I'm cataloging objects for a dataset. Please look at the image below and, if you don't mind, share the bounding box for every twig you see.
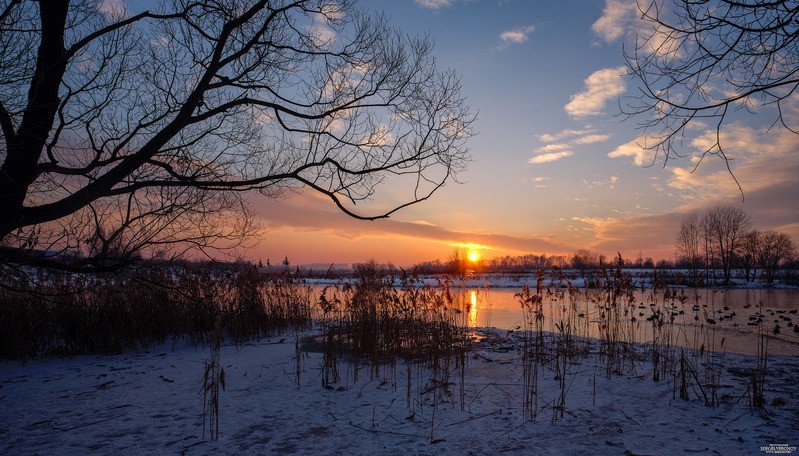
[722,409,752,430]
[444,410,501,427]
[621,410,641,425]
[51,413,127,432]
[348,421,428,439]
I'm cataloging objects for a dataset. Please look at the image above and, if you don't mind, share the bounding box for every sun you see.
[467,251,479,262]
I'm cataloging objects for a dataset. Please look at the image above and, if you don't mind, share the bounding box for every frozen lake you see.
[459,286,799,356]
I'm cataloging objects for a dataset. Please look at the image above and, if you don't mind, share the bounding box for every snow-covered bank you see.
[2,332,797,455]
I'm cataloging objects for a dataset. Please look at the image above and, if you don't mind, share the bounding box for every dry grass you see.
[0,262,312,359]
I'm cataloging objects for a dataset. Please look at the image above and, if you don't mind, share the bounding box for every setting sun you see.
[467,251,479,262]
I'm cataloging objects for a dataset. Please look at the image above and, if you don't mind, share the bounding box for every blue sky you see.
[121,0,799,266]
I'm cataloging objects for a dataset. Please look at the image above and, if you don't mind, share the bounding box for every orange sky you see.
[237,1,799,268]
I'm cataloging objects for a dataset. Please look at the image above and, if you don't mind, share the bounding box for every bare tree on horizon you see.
[0,0,474,271]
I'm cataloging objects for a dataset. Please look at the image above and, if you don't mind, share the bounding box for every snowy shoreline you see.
[2,329,798,455]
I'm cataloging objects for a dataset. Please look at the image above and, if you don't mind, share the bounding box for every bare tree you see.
[0,0,474,271]
[758,230,794,283]
[736,230,761,282]
[675,212,702,284]
[571,249,599,280]
[448,247,471,281]
[703,205,751,285]
[624,0,799,187]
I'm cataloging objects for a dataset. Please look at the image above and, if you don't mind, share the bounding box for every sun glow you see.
[467,251,479,262]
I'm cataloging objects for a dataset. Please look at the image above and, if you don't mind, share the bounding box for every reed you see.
[199,319,226,440]
[0,261,313,359]
[313,264,473,420]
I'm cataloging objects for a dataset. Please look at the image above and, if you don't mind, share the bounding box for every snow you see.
[2,329,798,455]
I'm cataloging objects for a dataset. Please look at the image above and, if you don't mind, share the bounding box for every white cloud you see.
[591,0,637,43]
[528,151,573,164]
[535,143,570,153]
[499,25,535,45]
[582,175,619,190]
[308,24,337,49]
[592,0,684,59]
[536,128,596,143]
[572,133,610,145]
[667,124,799,198]
[319,3,345,22]
[607,137,656,166]
[525,176,551,188]
[531,130,610,165]
[416,0,453,9]
[98,0,128,19]
[564,66,627,118]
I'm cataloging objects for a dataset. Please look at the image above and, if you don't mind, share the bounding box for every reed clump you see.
[313,263,474,417]
[0,261,312,359]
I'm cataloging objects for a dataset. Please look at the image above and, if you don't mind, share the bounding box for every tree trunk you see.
[0,1,69,238]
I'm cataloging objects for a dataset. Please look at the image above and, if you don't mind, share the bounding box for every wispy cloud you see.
[531,129,609,165]
[98,0,128,19]
[415,0,453,10]
[564,66,627,118]
[582,175,619,190]
[573,133,611,145]
[535,143,570,153]
[528,151,573,164]
[499,25,535,46]
[251,191,575,263]
[592,0,685,58]
[666,124,799,201]
[591,0,637,43]
[525,176,551,188]
[536,128,596,143]
[608,123,799,246]
[607,137,656,166]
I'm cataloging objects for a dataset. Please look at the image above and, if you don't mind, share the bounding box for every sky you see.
[129,0,799,267]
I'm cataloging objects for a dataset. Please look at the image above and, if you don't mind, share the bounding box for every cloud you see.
[591,0,638,43]
[531,129,609,164]
[574,212,683,259]
[581,175,619,191]
[665,124,799,204]
[565,67,627,118]
[319,3,345,22]
[415,0,453,9]
[610,123,799,245]
[525,176,550,188]
[499,25,535,45]
[528,151,573,164]
[308,24,337,49]
[97,0,128,19]
[592,0,684,58]
[536,128,596,143]
[251,191,575,263]
[572,134,610,145]
[607,137,657,166]
[535,143,570,153]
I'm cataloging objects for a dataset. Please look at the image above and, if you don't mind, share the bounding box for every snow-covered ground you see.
[2,330,798,455]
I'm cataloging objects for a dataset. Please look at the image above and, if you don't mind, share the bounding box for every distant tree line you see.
[675,205,795,285]
[409,205,796,287]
